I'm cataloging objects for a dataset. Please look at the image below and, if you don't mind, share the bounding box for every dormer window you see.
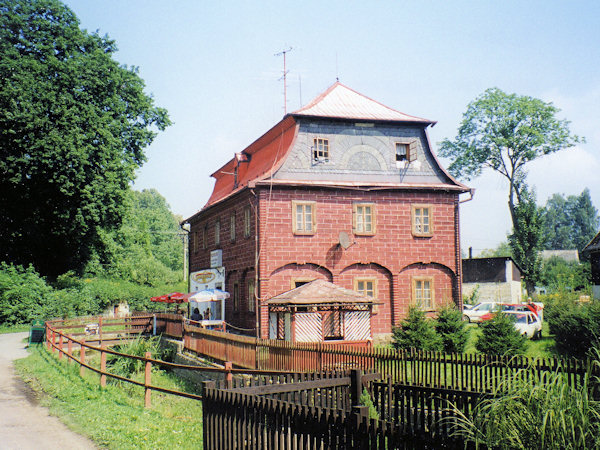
[395,141,418,166]
[395,143,408,162]
[313,138,329,161]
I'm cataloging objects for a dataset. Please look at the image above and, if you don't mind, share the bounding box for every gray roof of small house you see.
[540,250,580,263]
[583,232,600,255]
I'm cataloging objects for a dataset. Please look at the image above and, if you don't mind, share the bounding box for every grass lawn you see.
[464,321,558,359]
[15,345,203,449]
[0,323,31,334]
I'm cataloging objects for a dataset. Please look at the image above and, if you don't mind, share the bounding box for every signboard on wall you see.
[210,250,222,268]
[190,267,225,292]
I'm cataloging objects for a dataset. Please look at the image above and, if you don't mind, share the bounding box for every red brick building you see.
[185,82,471,342]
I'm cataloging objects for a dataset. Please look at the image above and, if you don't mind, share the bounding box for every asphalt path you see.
[0,332,97,449]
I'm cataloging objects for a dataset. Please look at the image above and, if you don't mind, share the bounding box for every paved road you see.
[0,332,97,449]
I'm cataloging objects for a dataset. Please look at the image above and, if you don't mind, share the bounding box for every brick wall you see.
[189,186,461,340]
[257,186,461,339]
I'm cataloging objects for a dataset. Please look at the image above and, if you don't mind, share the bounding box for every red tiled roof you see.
[292,82,434,124]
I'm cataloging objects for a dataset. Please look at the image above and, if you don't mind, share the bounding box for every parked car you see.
[479,302,544,322]
[462,302,501,323]
[505,311,542,339]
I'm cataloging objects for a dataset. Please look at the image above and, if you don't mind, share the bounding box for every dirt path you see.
[0,332,97,449]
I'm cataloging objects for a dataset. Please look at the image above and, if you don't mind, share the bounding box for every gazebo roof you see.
[266,279,377,306]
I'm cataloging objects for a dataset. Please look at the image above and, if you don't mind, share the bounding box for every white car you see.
[462,302,500,323]
[506,311,542,339]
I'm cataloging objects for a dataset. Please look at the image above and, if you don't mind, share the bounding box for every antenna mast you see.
[275,47,293,114]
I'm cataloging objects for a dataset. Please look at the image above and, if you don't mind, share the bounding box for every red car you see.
[479,303,543,322]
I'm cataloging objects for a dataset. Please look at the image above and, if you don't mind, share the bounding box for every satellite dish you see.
[339,232,351,250]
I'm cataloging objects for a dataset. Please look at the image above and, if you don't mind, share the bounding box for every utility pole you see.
[275,47,293,114]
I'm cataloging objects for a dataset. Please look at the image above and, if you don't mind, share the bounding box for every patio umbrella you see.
[188,289,230,302]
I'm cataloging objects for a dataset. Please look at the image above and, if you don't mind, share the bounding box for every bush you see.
[545,296,600,359]
[359,389,380,420]
[0,262,52,325]
[392,306,442,351]
[435,305,469,353]
[0,262,184,324]
[107,335,161,378]
[475,313,527,356]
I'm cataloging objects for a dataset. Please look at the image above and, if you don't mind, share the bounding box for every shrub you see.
[107,335,161,378]
[0,263,53,325]
[359,389,380,420]
[475,313,527,356]
[435,305,469,353]
[546,296,600,359]
[392,306,442,351]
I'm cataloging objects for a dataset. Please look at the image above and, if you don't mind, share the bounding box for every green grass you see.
[0,323,31,334]
[15,345,203,449]
[464,322,558,358]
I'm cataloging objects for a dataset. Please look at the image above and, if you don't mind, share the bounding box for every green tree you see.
[90,189,183,286]
[435,305,469,353]
[539,257,591,292]
[0,0,171,277]
[541,189,599,253]
[392,306,442,351]
[477,241,513,258]
[508,185,544,294]
[440,88,581,293]
[475,313,527,356]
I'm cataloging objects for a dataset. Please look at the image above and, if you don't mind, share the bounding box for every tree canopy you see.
[439,88,581,219]
[0,0,171,276]
[89,189,184,286]
[440,88,581,293]
[541,189,598,253]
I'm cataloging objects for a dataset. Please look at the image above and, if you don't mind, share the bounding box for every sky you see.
[64,0,600,255]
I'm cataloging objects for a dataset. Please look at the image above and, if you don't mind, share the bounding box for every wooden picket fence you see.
[169,316,595,393]
[202,370,474,449]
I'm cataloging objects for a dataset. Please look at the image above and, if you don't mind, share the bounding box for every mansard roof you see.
[185,82,468,222]
[291,82,435,124]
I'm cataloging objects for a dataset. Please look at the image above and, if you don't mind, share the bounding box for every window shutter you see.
[408,140,418,162]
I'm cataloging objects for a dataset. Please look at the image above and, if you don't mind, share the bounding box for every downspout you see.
[456,189,475,308]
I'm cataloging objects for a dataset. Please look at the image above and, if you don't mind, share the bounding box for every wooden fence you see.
[170,316,594,393]
[202,370,471,449]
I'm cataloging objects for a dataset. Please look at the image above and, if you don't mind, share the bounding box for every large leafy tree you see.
[541,189,598,253]
[0,0,171,276]
[440,88,581,293]
[89,189,184,286]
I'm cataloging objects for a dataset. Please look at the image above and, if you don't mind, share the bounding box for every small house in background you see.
[582,232,600,300]
[540,249,580,263]
[266,279,375,343]
[462,257,523,303]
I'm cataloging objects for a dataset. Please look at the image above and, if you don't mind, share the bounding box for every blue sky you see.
[65,0,600,254]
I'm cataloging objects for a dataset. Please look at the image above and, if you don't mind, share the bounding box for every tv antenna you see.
[275,47,293,114]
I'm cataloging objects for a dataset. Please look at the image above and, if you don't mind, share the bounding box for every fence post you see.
[350,368,364,407]
[99,316,103,347]
[51,329,56,353]
[58,334,63,360]
[224,361,233,389]
[100,346,106,388]
[67,336,72,364]
[80,339,86,377]
[144,351,152,408]
[45,326,50,351]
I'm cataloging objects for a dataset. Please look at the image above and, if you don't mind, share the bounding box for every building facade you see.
[185,83,471,342]
[462,257,523,304]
